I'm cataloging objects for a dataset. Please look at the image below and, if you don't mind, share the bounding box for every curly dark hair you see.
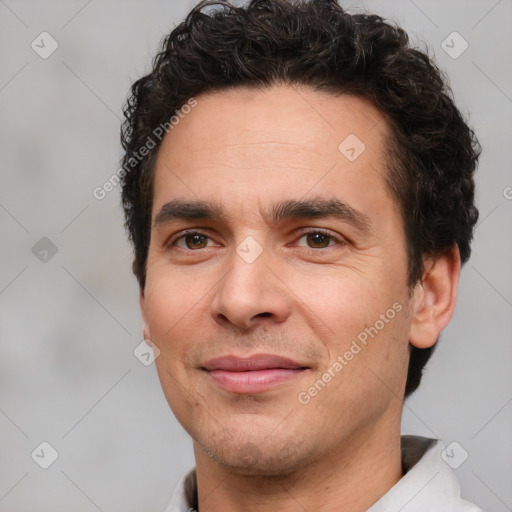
[120,0,480,398]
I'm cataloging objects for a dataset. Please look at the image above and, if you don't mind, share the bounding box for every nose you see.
[210,244,291,332]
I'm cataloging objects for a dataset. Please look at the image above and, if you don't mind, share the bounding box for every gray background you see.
[1,0,511,510]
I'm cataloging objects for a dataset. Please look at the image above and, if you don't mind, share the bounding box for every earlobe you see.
[408,245,461,349]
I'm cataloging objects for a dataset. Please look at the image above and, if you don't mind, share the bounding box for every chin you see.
[197,432,315,477]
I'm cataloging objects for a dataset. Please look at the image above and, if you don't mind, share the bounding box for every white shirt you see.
[164,435,484,512]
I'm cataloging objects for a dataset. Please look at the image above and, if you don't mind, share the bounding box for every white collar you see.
[368,436,482,511]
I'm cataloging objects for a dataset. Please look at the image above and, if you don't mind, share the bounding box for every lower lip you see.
[206,368,307,394]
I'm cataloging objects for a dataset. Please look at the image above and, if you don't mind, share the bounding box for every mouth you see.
[201,354,310,394]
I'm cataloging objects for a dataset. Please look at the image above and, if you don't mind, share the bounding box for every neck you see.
[193,416,403,512]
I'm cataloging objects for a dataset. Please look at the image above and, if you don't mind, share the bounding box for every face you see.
[141,85,415,475]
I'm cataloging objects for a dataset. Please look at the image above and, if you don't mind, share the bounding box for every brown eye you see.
[305,232,332,248]
[183,234,208,249]
[172,232,213,250]
[292,229,346,252]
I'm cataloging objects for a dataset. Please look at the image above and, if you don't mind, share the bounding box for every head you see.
[120,0,479,473]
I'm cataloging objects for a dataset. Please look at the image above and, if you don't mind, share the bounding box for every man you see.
[120,0,482,510]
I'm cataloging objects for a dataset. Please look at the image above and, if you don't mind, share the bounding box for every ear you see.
[409,245,461,349]
[139,284,151,341]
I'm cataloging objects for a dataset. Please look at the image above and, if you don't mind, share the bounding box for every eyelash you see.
[169,228,346,252]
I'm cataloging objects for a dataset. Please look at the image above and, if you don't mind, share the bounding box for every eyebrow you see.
[153,197,372,233]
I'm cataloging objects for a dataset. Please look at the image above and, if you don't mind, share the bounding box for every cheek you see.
[294,266,411,383]
[301,308,411,426]
[290,267,396,336]
[144,269,204,347]
[144,272,209,420]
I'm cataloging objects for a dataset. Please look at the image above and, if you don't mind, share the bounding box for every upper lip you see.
[201,354,308,372]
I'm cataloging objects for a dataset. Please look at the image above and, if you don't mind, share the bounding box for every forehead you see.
[152,85,393,219]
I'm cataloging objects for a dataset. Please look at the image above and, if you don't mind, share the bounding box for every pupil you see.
[188,235,206,249]
[308,233,328,248]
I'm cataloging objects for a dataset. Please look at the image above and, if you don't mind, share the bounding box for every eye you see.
[169,229,344,252]
[172,231,216,250]
[295,229,344,249]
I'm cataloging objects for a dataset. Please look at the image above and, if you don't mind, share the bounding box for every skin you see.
[140,84,460,512]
